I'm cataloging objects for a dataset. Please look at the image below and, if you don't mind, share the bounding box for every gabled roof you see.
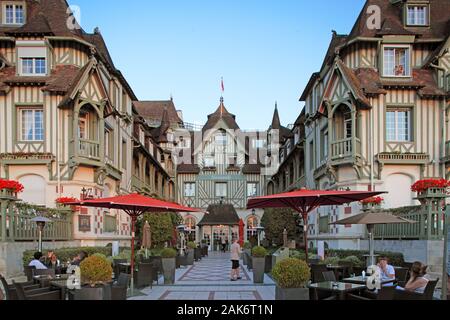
[134,100,183,126]
[268,104,292,140]
[347,0,450,42]
[202,98,240,133]
[198,204,240,226]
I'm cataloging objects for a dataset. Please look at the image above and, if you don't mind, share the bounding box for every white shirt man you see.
[28,252,48,270]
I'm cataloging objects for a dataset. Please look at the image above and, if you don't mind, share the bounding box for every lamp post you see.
[31,217,52,252]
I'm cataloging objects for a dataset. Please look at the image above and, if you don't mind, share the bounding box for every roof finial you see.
[170,93,173,101]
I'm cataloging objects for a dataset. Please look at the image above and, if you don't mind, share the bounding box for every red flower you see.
[360,197,384,205]
[411,179,450,193]
[55,197,79,204]
[0,179,24,193]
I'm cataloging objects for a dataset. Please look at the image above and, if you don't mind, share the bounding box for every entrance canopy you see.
[198,204,240,226]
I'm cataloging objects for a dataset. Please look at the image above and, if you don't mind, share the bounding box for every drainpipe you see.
[56,106,62,199]
[370,104,375,191]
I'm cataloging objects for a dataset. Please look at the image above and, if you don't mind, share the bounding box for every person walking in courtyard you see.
[230,239,242,281]
[221,235,227,253]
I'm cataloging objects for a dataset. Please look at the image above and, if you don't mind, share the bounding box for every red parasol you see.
[67,193,201,294]
[247,189,386,261]
[238,219,245,247]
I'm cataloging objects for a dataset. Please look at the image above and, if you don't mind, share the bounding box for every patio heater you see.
[31,216,52,253]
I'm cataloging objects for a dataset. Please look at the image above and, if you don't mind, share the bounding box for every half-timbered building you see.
[299,0,450,249]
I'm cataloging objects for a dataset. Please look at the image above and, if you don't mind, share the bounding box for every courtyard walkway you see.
[129,252,276,301]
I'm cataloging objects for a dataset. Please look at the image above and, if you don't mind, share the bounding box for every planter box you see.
[247,253,253,271]
[72,284,112,300]
[275,286,309,300]
[162,258,176,285]
[417,188,447,199]
[265,255,273,273]
[252,257,265,284]
[362,203,381,212]
[186,249,194,265]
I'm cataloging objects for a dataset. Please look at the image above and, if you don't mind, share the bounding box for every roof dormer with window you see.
[16,41,49,76]
[404,1,430,27]
[1,1,26,26]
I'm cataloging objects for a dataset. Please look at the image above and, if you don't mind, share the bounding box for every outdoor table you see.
[33,274,69,288]
[326,265,349,280]
[342,276,396,286]
[308,281,366,300]
[50,278,76,300]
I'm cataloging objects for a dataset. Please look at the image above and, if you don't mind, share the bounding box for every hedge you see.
[23,247,113,266]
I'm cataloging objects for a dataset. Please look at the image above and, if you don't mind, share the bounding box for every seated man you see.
[29,252,48,270]
[377,256,396,286]
[70,251,87,266]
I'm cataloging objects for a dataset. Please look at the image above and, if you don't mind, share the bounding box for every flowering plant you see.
[360,197,384,205]
[55,197,79,204]
[411,179,450,193]
[0,179,24,193]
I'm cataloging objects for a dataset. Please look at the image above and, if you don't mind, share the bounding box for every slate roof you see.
[203,98,240,133]
[198,204,241,226]
[134,100,183,126]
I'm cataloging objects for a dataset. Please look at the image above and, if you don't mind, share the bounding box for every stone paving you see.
[129,252,276,301]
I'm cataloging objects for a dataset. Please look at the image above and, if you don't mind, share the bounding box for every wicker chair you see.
[24,266,36,282]
[113,259,128,279]
[394,279,439,300]
[395,267,410,287]
[0,274,40,300]
[112,273,130,300]
[310,264,328,283]
[347,286,396,301]
[134,263,154,289]
[13,282,61,300]
[322,271,337,282]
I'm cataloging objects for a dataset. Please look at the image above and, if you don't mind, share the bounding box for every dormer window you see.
[3,3,25,25]
[383,45,411,77]
[21,57,46,75]
[406,5,429,26]
[17,41,48,76]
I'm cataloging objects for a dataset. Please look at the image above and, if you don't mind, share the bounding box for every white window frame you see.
[2,2,25,25]
[78,114,89,140]
[184,182,196,198]
[247,182,258,198]
[20,57,47,76]
[215,131,227,146]
[215,182,227,198]
[406,5,429,26]
[19,108,44,142]
[382,45,411,78]
[203,155,215,168]
[386,108,413,142]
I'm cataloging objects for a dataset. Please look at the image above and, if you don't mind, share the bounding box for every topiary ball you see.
[272,258,311,289]
[80,255,113,287]
[252,246,268,258]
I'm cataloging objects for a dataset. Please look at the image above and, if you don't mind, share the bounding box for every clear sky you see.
[68,0,366,129]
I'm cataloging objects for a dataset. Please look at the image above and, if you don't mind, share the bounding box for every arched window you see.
[184,216,197,242]
[246,216,258,244]
[18,175,46,206]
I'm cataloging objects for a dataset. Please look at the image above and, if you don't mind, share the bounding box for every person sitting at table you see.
[70,251,87,266]
[29,252,48,270]
[399,262,429,293]
[45,251,60,269]
[377,256,395,285]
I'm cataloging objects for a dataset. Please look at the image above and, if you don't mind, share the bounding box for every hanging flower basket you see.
[411,179,450,199]
[360,197,384,211]
[0,179,24,199]
[55,197,79,211]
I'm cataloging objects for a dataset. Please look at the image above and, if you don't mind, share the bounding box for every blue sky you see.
[68,0,366,129]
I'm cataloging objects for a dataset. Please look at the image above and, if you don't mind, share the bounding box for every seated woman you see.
[397,262,429,293]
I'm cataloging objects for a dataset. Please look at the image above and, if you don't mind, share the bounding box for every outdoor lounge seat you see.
[0,275,40,300]
[322,271,337,282]
[347,286,396,300]
[13,282,61,301]
[112,273,130,300]
[394,279,439,300]
[134,263,154,289]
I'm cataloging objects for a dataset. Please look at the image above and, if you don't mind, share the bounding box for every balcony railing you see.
[331,138,361,161]
[79,139,100,161]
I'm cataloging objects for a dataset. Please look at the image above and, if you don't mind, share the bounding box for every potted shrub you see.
[74,255,113,300]
[161,248,177,284]
[186,242,196,265]
[252,246,267,284]
[272,258,311,300]
[360,197,384,211]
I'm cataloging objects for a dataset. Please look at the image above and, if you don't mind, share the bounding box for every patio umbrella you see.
[67,193,201,295]
[142,221,152,258]
[247,189,386,261]
[331,212,416,266]
[239,219,245,247]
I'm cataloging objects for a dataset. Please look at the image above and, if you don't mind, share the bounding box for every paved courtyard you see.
[129,252,276,301]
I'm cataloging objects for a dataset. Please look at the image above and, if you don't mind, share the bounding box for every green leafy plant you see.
[272,258,311,289]
[289,249,306,261]
[187,242,197,249]
[340,255,363,267]
[252,246,267,258]
[321,256,340,266]
[80,255,113,287]
[261,208,298,247]
[161,248,177,258]
[23,247,112,266]
[243,242,252,250]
